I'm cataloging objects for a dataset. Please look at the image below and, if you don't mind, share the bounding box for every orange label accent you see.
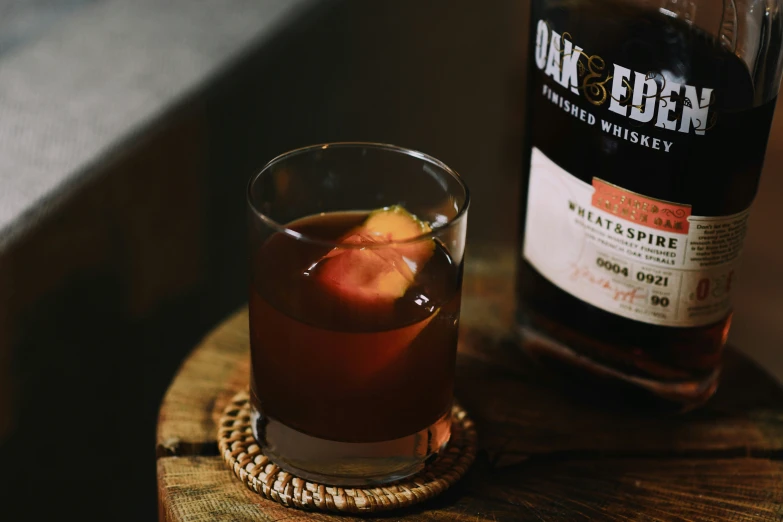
[591,178,691,234]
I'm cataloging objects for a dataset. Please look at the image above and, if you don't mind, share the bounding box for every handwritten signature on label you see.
[569,264,648,304]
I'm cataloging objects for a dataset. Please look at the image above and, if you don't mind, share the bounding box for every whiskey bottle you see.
[517,0,783,409]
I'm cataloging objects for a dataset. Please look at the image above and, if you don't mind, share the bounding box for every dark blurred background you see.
[0,1,780,520]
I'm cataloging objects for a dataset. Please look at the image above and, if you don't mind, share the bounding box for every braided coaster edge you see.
[218,390,477,513]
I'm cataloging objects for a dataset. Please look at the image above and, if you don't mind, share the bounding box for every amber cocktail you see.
[246,144,469,485]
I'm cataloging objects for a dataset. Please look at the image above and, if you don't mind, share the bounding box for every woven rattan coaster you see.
[218,390,477,514]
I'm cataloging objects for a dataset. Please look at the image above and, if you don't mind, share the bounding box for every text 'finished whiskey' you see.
[517,0,783,409]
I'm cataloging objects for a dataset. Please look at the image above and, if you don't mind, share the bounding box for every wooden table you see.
[156,246,783,521]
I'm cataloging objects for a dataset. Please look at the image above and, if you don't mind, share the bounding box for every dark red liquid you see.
[249,211,462,442]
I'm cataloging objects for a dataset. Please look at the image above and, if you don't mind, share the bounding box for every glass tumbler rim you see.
[246,142,470,249]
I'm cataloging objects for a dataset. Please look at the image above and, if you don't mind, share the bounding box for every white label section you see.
[523,147,749,327]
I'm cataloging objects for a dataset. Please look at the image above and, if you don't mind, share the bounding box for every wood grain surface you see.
[156,245,783,521]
